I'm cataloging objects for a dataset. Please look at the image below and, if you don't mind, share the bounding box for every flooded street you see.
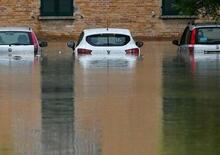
[0,41,220,155]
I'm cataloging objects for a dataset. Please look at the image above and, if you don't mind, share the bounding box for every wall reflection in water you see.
[41,53,74,155]
[162,54,220,155]
[0,58,41,155]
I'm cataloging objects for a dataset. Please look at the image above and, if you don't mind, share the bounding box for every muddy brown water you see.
[0,41,220,155]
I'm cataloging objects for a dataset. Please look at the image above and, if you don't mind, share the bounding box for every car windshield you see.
[196,27,220,44]
[0,31,31,45]
[86,33,130,46]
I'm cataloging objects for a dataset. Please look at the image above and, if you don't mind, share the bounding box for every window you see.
[76,32,84,46]
[41,0,73,16]
[196,27,220,44]
[0,31,31,45]
[162,0,180,16]
[86,34,131,47]
[180,27,190,45]
[180,27,187,45]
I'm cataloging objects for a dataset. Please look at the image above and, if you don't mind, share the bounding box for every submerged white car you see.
[67,28,143,68]
[0,27,47,60]
[173,23,220,61]
[67,28,143,56]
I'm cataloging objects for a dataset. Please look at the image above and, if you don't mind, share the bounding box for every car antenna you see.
[106,1,110,31]
[107,19,109,31]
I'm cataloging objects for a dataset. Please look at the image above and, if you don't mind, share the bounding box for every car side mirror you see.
[172,40,179,46]
[39,41,48,47]
[136,41,144,48]
[67,40,75,50]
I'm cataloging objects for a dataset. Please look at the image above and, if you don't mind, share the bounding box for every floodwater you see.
[0,41,220,155]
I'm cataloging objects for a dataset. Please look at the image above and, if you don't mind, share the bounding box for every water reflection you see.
[0,58,41,155]
[178,50,220,75]
[162,51,220,155]
[0,41,208,155]
[77,55,137,70]
[74,41,163,155]
[41,52,74,155]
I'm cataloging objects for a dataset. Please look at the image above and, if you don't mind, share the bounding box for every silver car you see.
[173,23,220,62]
[0,27,47,60]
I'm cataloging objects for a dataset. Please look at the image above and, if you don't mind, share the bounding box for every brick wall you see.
[0,0,196,40]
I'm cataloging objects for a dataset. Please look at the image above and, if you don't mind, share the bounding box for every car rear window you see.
[0,31,31,45]
[196,27,220,44]
[86,34,130,46]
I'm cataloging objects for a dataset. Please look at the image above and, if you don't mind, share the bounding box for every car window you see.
[0,31,31,45]
[76,32,84,46]
[86,34,130,46]
[180,27,189,45]
[185,29,191,44]
[196,27,220,44]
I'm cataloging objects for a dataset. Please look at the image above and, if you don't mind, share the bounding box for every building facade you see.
[0,0,197,40]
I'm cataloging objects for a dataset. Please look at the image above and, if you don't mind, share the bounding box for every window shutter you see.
[58,0,73,16]
[41,0,57,16]
[41,0,73,16]
[162,0,179,15]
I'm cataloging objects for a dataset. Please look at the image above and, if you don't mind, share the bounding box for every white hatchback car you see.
[67,28,143,57]
[67,28,143,68]
[0,27,47,60]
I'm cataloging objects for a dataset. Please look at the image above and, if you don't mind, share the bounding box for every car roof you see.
[83,28,131,36]
[0,27,32,32]
[189,23,220,29]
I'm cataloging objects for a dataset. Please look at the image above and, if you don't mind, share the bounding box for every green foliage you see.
[173,0,220,20]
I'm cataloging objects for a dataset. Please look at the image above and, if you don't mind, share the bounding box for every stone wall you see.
[0,0,196,40]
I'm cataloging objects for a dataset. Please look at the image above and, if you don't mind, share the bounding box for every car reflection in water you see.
[73,46,145,154]
[178,47,220,74]
[77,54,138,69]
[0,53,37,65]
[163,50,220,155]
[0,57,41,155]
